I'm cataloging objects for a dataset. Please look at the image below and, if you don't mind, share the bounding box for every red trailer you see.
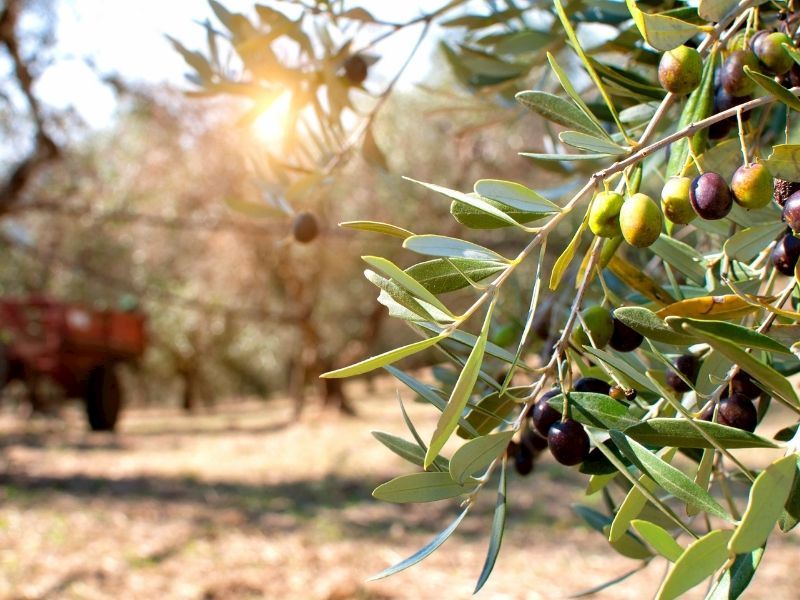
[0,296,146,431]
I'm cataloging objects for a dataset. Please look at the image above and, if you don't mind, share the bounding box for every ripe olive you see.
[661,176,696,224]
[523,429,549,452]
[782,190,800,231]
[513,442,534,475]
[588,191,624,238]
[619,193,662,248]
[714,87,752,122]
[666,354,700,393]
[531,389,561,436]
[574,377,611,395]
[343,55,368,85]
[774,178,800,207]
[547,419,590,466]
[690,172,733,220]
[717,393,758,432]
[729,370,761,400]
[754,31,794,75]
[658,46,702,94]
[573,305,613,349]
[292,211,319,243]
[609,316,643,352]
[720,49,759,97]
[731,163,773,209]
[771,231,800,276]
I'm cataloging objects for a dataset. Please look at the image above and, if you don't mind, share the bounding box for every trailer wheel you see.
[85,364,121,431]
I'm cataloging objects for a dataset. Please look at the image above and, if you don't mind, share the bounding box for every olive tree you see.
[177,0,800,596]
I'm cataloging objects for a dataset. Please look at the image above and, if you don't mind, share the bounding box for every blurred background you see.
[1,1,799,598]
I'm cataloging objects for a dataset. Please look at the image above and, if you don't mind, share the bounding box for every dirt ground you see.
[2,376,800,600]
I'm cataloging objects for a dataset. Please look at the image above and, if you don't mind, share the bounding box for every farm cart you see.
[0,296,147,431]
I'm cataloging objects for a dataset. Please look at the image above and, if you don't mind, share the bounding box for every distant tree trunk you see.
[181,369,197,413]
[319,357,356,416]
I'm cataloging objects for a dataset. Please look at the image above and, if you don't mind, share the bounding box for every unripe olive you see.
[783,191,800,232]
[666,354,700,393]
[292,211,319,243]
[661,176,696,224]
[690,172,732,220]
[721,49,759,97]
[771,231,800,275]
[547,419,590,466]
[754,32,794,75]
[717,393,758,432]
[573,305,613,349]
[609,316,643,352]
[588,191,624,238]
[619,193,662,248]
[343,55,368,85]
[731,163,773,209]
[658,46,702,94]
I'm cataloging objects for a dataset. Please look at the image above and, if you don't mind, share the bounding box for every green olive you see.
[573,305,613,349]
[661,176,696,225]
[731,162,773,209]
[619,193,663,248]
[588,191,624,238]
[658,46,702,95]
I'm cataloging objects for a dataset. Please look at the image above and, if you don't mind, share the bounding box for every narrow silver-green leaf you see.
[667,318,792,355]
[322,333,447,378]
[425,304,493,468]
[474,462,508,594]
[547,392,639,430]
[680,322,800,407]
[651,234,707,285]
[473,178,560,213]
[631,520,684,562]
[724,222,785,262]
[371,431,450,471]
[625,418,779,449]
[449,431,514,484]
[340,220,414,238]
[706,548,764,600]
[613,306,695,345]
[745,66,800,112]
[373,471,473,504]
[404,235,509,263]
[364,256,454,317]
[582,346,661,394]
[367,508,469,580]
[657,530,733,600]
[515,90,608,137]
[405,258,505,294]
[610,431,732,521]
[729,454,797,554]
[405,177,526,229]
[559,131,627,155]
[763,144,800,182]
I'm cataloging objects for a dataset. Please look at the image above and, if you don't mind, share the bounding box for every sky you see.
[35,0,448,130]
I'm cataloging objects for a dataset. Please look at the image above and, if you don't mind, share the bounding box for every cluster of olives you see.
[572,305,643,352]
[658,31,795,99]
[666,354,761,432]
[662,162,773,225]
[588,162,773,247]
